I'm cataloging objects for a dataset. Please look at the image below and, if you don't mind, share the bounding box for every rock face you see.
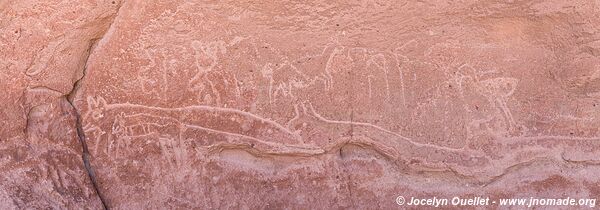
[2,0,600,209]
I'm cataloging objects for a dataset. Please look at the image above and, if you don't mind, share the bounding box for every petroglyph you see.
[281,101,499,175]
[190,40,226,75]
[5,0,600,209]
[301,102,471,153]
[475,77,520,134]
[263,44,343,103]
[83,96,323,158]
[79,95,528,176]
[366,53,391,100]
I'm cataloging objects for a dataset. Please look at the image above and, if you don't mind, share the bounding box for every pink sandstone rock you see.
[2,0,600,209]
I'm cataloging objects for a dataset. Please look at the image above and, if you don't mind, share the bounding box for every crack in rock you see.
[63,2,125,209]
[65,39,108,210]
[66,96,108,210]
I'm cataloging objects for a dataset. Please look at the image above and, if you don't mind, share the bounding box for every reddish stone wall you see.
[2,0,600,209]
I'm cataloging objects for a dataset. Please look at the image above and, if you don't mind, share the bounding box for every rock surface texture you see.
[2,0,600,209]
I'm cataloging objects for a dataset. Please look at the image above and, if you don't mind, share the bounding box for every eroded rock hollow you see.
[2,0,600,209]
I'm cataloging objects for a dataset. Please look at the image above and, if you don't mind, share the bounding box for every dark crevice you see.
[65,39,108,210]
[69,100,108,210]
[63,1,125,208]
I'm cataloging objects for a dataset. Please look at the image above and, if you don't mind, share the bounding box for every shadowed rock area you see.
[2,0,600,209]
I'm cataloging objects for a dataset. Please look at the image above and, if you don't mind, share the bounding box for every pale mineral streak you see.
[1,0,600,209]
